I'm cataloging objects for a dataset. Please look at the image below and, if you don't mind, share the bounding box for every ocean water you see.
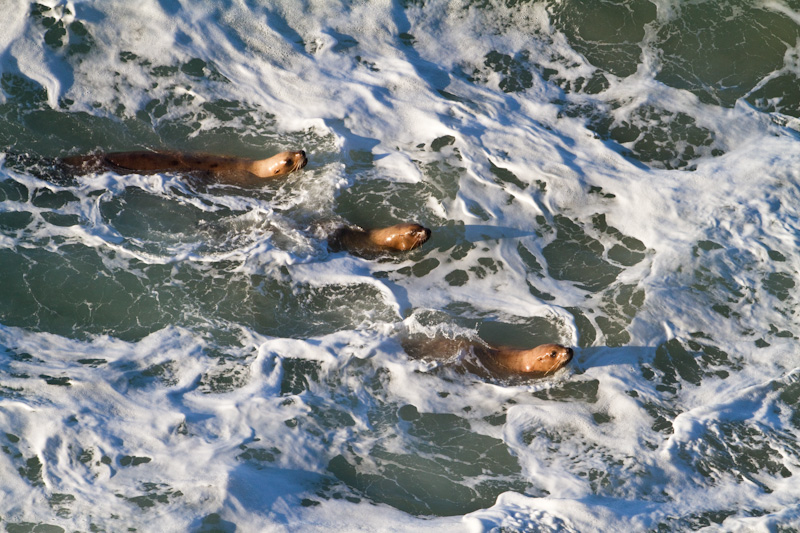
[1,0,800,531]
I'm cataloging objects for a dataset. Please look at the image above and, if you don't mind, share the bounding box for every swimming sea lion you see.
[402,335,573,379]
[60,150,308,184]
[329,223,432,256]
[474,343,574,377]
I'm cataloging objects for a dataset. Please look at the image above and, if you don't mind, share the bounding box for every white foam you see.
[3,0,800,530]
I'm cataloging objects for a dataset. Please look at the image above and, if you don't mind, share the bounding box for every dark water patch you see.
[542,214,622,292]
[1,73,49,111]
[0,246,181,341]
[40,374,71,386]
[476,317,564,350]
[488,159,526,190]
[2,109,143,157]
[30,2,94,56]
[202,99,273,123]
[395,256,440,279]
[328,410,528,516]
[181,58,229,82]
[100,187,214,240]
[683,420,796,493]
[654,1,800,108]
[200,362,250,394]
[652,339,703,387]
[119,482,184,510]
[234,278,396,339]
[280,358,322,396]
[547,0,657,78]
[5,523,66,533]
[560,102,722,170]
[595,282,646,347]
[689,243,763,325]
[595,315,630,347]
[763,271,795,302]
[641,400,679,435]
[0,211,34,231]
[430,135,455,152]
[48,492,76,518]
[19,455,45,487]
[469,50,535,94]
[592,214,646,262]
[128,361,179,389]
[439,255,504,285]
[334,174,439,228]
[518,242,557,301]
[603,283,645,321]
[2,66,292,160]
[237,444,281,468]
[646,338,742,395]
[77,358,107,367]
[0,177,30,202]
[415,304,565,351]
[120,455,152,467]
[775,378,800,431]
[444,268,469,287]
[654,510,740,532]
[520,422,648,498]
[195,512,237,533]
[532,379,599,403]
[567,307,596,348]
[748,73,800,118]
[31,188,79,209]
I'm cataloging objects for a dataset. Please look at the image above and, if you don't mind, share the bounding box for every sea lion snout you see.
[295,150,308,170]
[488,343,574,374]
[409,225,432,247]
[542,344,573,366]
[403,224,432,250]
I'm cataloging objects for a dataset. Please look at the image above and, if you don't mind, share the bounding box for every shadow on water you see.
[390,1,452,95]
[263,5,314,58]
[222,465,329,529]
[323,117,384,173]
[462,224,537,243]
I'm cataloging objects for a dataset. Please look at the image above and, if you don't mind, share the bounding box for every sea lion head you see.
[490,343,573,375]
[258,150,308,177]
[368,223,432,251]
[517,343,574,374]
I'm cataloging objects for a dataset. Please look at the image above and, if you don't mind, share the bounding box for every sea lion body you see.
[329,223,431,256]
[61,150,307,184]
[473,343,574,377]
[402,336,573,379]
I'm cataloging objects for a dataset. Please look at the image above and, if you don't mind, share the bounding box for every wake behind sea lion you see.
[328,223,432,256]
[60,149,308,185]
[402,335,573,380]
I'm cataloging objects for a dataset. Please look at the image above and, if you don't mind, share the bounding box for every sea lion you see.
[60,150,308,184]
[474,343,574,377]
[402,335,573,379]
[329,223,432,256]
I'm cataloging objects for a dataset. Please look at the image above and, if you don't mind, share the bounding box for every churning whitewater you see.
[2,0,800,531]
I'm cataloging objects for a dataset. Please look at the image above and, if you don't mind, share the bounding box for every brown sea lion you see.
[474,343,574,377]
[402,336,573,379]
[329,223,432,256]
[60,150,308,184]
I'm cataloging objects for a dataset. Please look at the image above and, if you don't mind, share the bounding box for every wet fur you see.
[402,335,573,380]
[60,150,307,185]
[329,223,431,257]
